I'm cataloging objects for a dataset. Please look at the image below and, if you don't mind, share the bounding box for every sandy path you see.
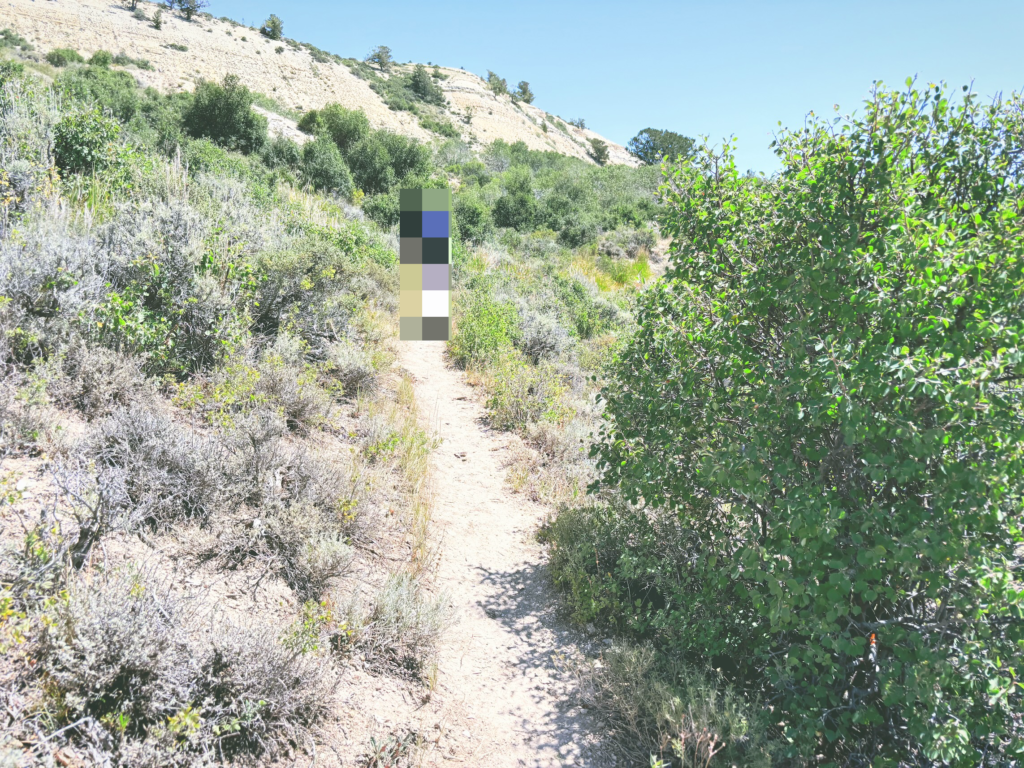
[399,341,612,768]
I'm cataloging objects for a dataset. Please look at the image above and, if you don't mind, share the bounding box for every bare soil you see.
[397,340,614,768]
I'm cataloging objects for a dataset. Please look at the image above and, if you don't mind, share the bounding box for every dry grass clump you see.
[12,566,338,767]
[42,338,152,420]
[87,404,239,530]
[567,642,776,768]
[348,572,452,676]
[0,68,446,767]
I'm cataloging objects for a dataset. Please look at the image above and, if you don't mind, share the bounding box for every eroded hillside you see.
[0,0,637,165]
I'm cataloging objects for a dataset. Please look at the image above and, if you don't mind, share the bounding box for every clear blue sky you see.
[208,0,1023,172]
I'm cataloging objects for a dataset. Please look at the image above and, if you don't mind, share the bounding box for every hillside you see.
[0,0,637,166]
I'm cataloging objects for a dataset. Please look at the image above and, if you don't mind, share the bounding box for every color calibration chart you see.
[399,189,451,340]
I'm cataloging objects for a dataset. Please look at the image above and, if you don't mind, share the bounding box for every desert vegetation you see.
[1,8,1020,766]
[0,48,448,766]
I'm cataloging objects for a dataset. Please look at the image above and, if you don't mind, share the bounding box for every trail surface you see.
[399,341,612,768]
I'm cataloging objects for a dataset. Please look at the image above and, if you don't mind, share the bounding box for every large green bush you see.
[346,131,430,195]
[45,48,84,67]
[182,74,267,154]
[298,103,370,154]
[453,192,493,244]
[53,109,125,177]
[301,136,353,196]
[57,65,142,122]
[589,83,1024,764]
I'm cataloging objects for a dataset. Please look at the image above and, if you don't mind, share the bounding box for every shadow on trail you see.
[474,561,610,767]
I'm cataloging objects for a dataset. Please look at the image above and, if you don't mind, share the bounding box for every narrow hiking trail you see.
[399,341,614,768]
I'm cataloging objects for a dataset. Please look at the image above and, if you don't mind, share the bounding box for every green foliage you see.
[112,51,153,70]
[152,8,163,29]
[418,115,459,138]
[166,42,188,52]
[493,191,535,231]
[453,192,493,244]
[591,82,1024,765]
[362,191,399,229]
[409,64,444,106]
[493,167,536,231]
[177,0,208,21]
[588,138,609,165]
[513,80,534,104]
[486,70,508,97]
[301,136,353,196]
[484,354,569,432]
[568,117,585,129]
[45,48,84,67]
[0,28,33,51]
[88,50,113,67]
[260,134,301,171]
[448,290,519,369]
[57,65,141,122]
[53,109,124,177]
[626,127,695,165]
[183,74,268,154]
[346,131,430,196]
[0,60,24,84]
[299,103,370,153]
[260,13,283,40]
[365,44,392,72]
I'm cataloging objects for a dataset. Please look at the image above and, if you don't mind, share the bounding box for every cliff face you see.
[0,0,637,166]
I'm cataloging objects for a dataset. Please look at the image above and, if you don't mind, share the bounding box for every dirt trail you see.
[399,341,612,768]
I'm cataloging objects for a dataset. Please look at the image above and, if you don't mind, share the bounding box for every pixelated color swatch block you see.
[399,189,452,341]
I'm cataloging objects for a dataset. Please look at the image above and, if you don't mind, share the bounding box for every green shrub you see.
[449,290,519,369]
[346,130,430,195]
[151,8,163,29]
[53,109,123,176]
[299,103,370,153]
[112,51,153,70]
[362,191,399,229]
[166,42,187,52]
[301,135,353,196]
[486,70,507,96]
[453,192,493,244]
[409,63,444,105]
[0,60,24,85]
[57,65,141,122]
[260,13,283,40]
[260,134,301,170]
[88,49,113,67]
[182,74,268,153]
[493,192,535,231]
[418,115,459,138]
[275,45,284,54]
[485,354,568,432]
[588,138,609,165]
[591,82,1024,765]
[45,48,84,67]
[0,28,33,51]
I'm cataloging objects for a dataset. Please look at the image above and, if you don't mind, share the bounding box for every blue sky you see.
[208,0,1023,172]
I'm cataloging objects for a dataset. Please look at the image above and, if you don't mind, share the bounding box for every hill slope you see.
[0,0,637,166]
